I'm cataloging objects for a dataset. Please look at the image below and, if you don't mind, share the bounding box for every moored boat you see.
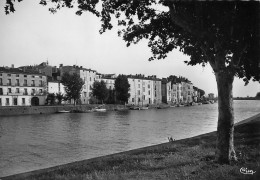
[56,110,70,113]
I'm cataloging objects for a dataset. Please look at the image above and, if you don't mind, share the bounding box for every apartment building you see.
[59,64,97,104]
[98,74,117,90]
[127,74,155,106]
[0,66,47,106]
[148,75,162,105]
[161,78,172,104]
[182,81,193,103]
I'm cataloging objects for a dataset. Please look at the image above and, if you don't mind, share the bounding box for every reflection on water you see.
[0,100,259,177]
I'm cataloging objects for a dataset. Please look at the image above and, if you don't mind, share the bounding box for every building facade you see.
[161,78,172,104]
[0,67,47,106]
[127,75,155,106]
[59,64,97,104]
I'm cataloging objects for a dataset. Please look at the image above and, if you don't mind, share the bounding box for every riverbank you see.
[2,113,259,180]
[0,104,128,116]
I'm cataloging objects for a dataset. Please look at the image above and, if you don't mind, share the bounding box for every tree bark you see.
[215,70,237,164]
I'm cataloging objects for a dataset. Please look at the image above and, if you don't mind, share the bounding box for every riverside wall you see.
[0,104,127,116]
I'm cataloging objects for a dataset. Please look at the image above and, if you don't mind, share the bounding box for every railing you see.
[7,83,11,86]
[31,84,35,87]
[15,83,20,86]
[23,92,28,95]
[5,103,10,106]
[23,83,27,86]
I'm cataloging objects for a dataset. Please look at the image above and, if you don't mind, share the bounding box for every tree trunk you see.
[215,71,237,163]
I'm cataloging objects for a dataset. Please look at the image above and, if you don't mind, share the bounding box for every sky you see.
[0,1,259,97]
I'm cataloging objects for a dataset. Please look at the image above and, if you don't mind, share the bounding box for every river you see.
[0,100,259,177]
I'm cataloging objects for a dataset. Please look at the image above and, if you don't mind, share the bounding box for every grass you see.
[2,116,260,180]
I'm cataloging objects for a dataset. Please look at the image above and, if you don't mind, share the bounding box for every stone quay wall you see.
[0,104,127,116]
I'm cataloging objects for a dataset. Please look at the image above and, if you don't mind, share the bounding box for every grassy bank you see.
[2,114,260,180]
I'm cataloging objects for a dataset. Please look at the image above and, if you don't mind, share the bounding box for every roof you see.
[127,74,162,81]
[0,67,46,76]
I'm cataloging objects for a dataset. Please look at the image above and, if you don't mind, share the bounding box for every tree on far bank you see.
[55,92,64,105]
[6,1,260,164]
[61,72,84,106]
[256,92,260,99]
[198,89,205,97]
[91,80,109,104]
[46,93,55,105]
[115,75,130,104]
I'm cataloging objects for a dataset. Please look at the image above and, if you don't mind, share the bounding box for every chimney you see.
[11,64,14,68]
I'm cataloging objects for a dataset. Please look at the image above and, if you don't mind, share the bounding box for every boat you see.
[140,106,149,110]
[56,110,70,113]
[176,104,184,107]
[70,109,93,113]
[129,106,140,110]
[94,107,106,112]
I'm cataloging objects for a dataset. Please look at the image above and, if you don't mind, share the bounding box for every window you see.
[16,79,19,86]
[0,88,3,95]
[138,98,140,102]
[84,92,87,97]
[39,89,42,93]
[8,88,11,93]
[132,98,134,102]
[7,74,11,77]
[0,78,2,85]
[16,88,19,93]
[22,98,25,105]
[90,77,92,81]
[148,84,150,88]
[16,74,19,77]
[24,88,28,95]
[32,75,35,78]
[31,80,35,86]
[24,75,27,77]
[155,91,157,97]
[24,79,27,86]
[0,98,2,105]
[143,95,145,100]
[148,90,150,95]
[8,79,11,86]
[155,86,156,90]
[39,76,42,78]
[39,80,43,86]
[138,84,140,88]
[143,87,145,92]
[138,90,140,95]
[6,98,9,105]
[13,98,17,105]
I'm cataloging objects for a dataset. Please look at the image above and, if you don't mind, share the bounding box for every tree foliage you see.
[198,88,205,97]
[55,92,64,105]
[5,1,259,83]
[115,74,130,104]
[46,93,55,105]
[91,80,109,104]
[61,72,84,105]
